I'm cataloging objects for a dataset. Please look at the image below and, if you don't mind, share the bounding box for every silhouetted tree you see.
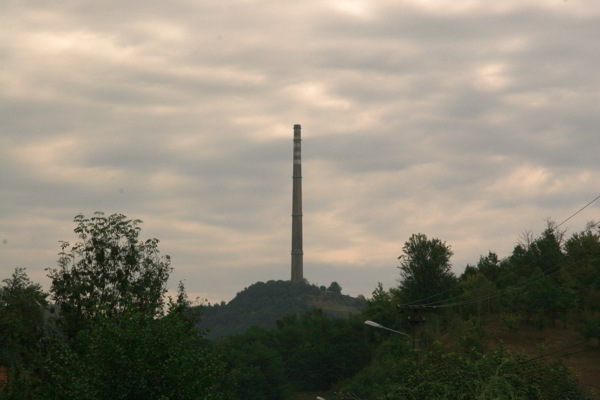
[397,233,456,304]
[327,281,342,294]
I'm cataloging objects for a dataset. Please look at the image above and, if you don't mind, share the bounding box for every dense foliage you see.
[47,212,172,337]
[341,341,589,400]
[217,310,372,400]
[199,280,366,338]
[398,233,457,305]
[1,214,599,399]
[0,213,226,400]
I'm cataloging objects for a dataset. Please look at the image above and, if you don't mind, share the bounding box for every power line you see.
[520,339,592,363]
[556,194,600,229]
[396,235,600,311]
[428,245,600,309]
[398,194,600,308]
[401,220,599,309]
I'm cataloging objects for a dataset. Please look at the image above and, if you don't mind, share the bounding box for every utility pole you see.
[400,305,438,365]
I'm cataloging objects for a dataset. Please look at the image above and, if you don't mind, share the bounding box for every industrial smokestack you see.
[291,124,303,283]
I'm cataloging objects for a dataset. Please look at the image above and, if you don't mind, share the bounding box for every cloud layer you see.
[2,0,599,302]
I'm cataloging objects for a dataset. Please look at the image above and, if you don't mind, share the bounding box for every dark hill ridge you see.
[197,280,366,338]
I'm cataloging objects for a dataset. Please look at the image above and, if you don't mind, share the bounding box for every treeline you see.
[1,212,599,399]
[350,222,600,400]
[365,222,600,339]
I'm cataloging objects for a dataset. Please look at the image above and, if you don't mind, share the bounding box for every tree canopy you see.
[47,212,172,336]
[397,233,456,304]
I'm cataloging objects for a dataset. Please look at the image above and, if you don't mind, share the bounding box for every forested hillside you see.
[1,213,599,399]
[198,280,366,338]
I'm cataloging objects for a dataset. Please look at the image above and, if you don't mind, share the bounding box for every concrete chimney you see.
[291,124,303,283]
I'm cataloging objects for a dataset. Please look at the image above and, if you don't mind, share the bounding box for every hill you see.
[197,280,366,338]
[482,316,600,396]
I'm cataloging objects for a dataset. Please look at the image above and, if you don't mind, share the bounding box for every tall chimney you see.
[291,124,303,283]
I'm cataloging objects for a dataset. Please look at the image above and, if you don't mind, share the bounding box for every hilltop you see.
[197,280,366,338]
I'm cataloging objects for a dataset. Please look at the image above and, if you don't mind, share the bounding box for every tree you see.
[327,281,342,294]
[364,283,401,330]
[42,213,227,400]
[42,295,226,400]
[342,343,589,400]
[397,233,456,304]
[0,269,48,399]
[47,212,172,336]
[564,222,600,311]
[274,310,372,392]
[0,268,48,366]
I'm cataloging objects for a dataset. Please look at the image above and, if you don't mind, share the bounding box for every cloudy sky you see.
[2,0,599,304]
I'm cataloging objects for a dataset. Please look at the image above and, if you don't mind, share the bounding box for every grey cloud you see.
[3,1,600,303]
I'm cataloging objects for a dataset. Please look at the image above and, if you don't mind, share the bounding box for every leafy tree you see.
[219,326,288,400]
[458,273,498,316]
[0,268,48,366]
[527,222,566,280]
[363,283,403,331]
[564,223,600,311]
[38,213,227,400]
[509,221,565,282]
[397,233,456,304]
[327,281,342,294]
[505,223,576,325]
[0,269,48,398]
[476,251,502,283]
[47,212,172,336]
[274,310,372,392]
[41,299,226,400]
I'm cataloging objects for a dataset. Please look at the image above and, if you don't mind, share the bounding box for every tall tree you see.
[327,281,342,294]
[0,268,48,398]
[0,268,48,366]
[564,222,600,311]
[397,233,456,304]
[47,212,172,336]
[41,213,226,400]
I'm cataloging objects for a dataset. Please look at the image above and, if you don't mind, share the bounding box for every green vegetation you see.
[1,213,599,399]
[199,279,366,338]
[1,213,225,400]
[397,233,457,305]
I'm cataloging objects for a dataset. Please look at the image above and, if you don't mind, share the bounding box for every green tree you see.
[47,212,172,336]
[219,326,288,400]
[0,268,48,366]
[505,223,576,325]
[564,222,600,311]
[274,310,371,392]
[40,213,226,400]
[327,281,342,294]
[342,343,590,400]
[0,268,48,398]
[397,233,456,304]
[42,299,226,400]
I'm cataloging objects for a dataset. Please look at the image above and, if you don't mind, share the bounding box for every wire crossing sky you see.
[1,0,600,303]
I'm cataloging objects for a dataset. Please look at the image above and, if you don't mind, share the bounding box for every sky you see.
[1,0,599,304]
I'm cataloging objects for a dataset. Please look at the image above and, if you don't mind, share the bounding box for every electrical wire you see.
[398,194,600,308]
[556,194,600,229]
[426,244,600,309]
[520,339,592,363]
[399,220,600,309]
